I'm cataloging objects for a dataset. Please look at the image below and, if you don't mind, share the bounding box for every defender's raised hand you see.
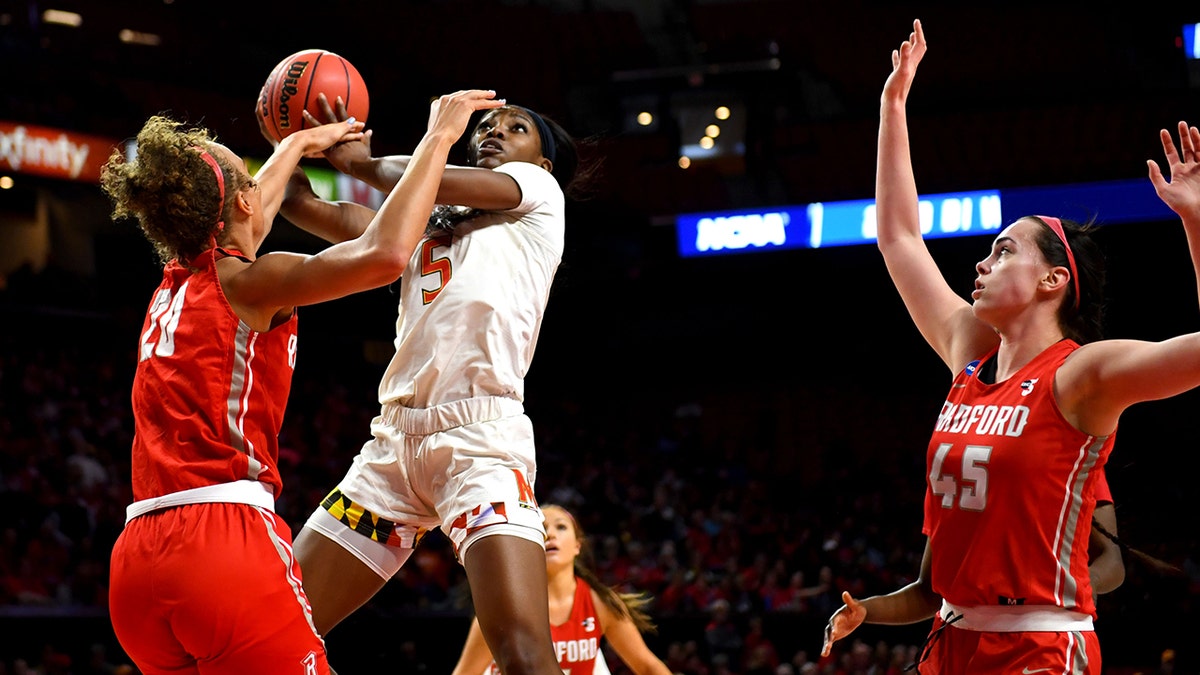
[1149,120,1200,224]
[303,94,374,172]
[426,89,506,141]
[882,18,927,107]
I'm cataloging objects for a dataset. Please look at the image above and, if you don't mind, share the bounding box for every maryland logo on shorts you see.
[320,487,427,548]
[513,469,538,511]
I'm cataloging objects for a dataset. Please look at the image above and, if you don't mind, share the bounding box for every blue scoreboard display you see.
[675,178,1176,257]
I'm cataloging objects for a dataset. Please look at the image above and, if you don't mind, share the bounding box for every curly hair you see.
[100,115,251,265]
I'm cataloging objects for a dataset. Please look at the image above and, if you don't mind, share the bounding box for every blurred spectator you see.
[705,599,743,665]
[741,615,779,675]
[1157,648,1176,674]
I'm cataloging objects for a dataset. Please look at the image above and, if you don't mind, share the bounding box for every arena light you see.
[1184,23,1200,60]
[119,29,162,46]
[42,9,82,27]
[673,93,745,161]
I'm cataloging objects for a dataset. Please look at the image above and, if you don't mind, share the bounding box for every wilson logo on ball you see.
[257,49,369,144]
[276,59,311,131]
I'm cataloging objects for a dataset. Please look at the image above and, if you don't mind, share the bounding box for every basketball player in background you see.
[101,89,501,675]
[450,505,673,675]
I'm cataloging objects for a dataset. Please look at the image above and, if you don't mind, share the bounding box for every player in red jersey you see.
[99,89,503,675]
[449,505,672,675]
[816,18,1200,674]
[821,470,1126,661]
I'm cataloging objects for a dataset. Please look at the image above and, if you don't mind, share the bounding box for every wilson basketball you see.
[257,49,369,143]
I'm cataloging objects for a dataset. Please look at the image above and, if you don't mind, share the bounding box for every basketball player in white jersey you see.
[270,96,591,675]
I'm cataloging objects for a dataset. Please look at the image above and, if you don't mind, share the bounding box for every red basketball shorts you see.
[110,502,330,675]
[916,613,1100,674]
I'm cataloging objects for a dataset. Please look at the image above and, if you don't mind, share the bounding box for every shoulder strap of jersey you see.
[215,247,252,263]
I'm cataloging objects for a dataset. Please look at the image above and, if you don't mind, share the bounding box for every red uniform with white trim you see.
[918,339,1113,674]
[919,610,1100,674]
[925,339,1113,613]
[128,248,294,499]
[109,247,329,675]
[488,577,603,675]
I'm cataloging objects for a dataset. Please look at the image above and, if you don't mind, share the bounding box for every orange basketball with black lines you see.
[257,49,369,143]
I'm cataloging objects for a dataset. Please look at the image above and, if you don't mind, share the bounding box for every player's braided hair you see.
[426,205,481,235]
[1090,516,1182,577]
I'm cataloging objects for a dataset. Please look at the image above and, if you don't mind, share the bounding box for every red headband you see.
[1036,215,1079,309]
[192,146,226,232]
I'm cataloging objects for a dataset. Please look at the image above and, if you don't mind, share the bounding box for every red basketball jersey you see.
[130,248,297,500]
[487,576,602,675]
[551,578,603,675]
[924,339,1113,617]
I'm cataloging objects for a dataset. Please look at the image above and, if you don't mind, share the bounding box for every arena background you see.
[1,1,1198,673]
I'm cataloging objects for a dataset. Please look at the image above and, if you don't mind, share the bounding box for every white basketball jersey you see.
[378,161,565,408]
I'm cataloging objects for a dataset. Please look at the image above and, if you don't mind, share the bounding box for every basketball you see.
[257,49,369,143]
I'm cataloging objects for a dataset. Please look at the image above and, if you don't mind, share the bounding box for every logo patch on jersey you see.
[965,360,981,378]
[582,617,596,632]
[1020,378,1039,396]
[998,595,1026,606]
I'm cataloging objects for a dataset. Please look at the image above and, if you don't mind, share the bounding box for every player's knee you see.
[489,625,558,675]
[492,646,556,675]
